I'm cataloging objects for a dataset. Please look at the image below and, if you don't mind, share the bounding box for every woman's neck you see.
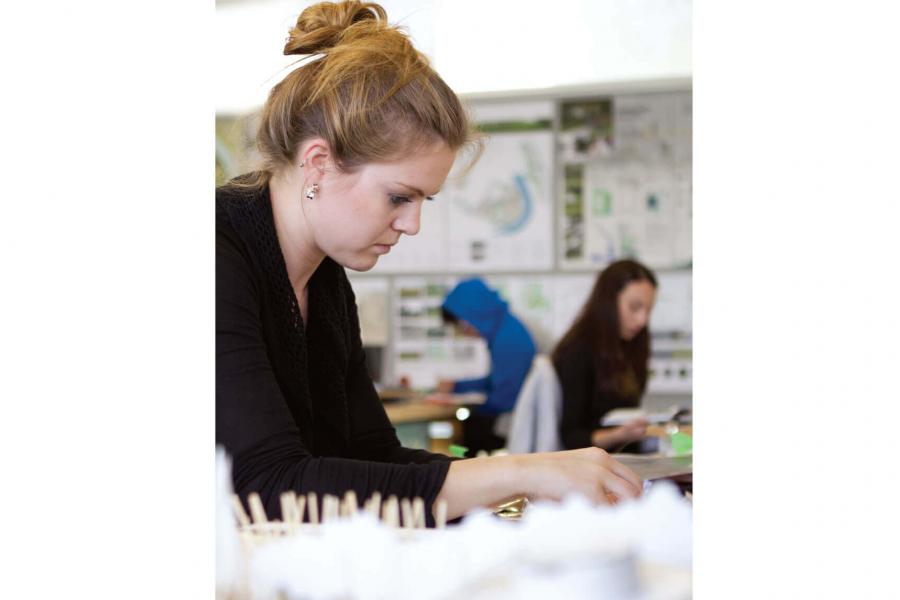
[268,168,326,294]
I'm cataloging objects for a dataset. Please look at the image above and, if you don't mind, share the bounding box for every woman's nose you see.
[393,201,422,236]
[638,310,650,329]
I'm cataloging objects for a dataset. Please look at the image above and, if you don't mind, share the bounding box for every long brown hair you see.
[552,260,658,401]
[232,1,479,189]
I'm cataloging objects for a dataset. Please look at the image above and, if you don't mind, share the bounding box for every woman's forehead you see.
[361,144,455,192]
[621,280,656,300]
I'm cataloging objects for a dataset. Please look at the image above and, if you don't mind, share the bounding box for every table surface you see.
[611,453,693,481]
[384,399,693,432]
[646,424,692,437]
[384,401,461,424]
[380,390,486,424]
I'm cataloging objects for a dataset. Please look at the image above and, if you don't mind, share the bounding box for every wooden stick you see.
[435,499,447,530]
[248,493,268,525]
[412,497,425,529]
[307,492,319,525]
[320,495,330,523]
[332,495,341,521]
[231,494,251,528]
[382,496,399,528]
[367,492,382,520]
[331,494,341,521]
[280,491,297,523]
[342,491,358,517]
[400,498,413,530]
[322,494,339,522]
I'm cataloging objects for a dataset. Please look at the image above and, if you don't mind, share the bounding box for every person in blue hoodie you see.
[439,278,537,457]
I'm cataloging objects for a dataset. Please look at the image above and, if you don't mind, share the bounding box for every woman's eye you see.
[389,195,412,205]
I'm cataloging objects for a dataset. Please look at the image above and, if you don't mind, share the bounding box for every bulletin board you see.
[214,88,692,272]
[367,89,692,274]
[557,92,692,270]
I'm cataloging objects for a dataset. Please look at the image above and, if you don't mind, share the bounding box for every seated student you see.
[217,0,642,525]
[438,279,537,456]
[552,260,658,452]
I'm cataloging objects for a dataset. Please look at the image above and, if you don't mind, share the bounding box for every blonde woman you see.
[217,0,642,526]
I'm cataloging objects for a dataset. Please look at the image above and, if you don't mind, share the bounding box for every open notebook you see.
[601,406,690,426]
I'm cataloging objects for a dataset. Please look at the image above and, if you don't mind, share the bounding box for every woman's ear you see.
[298,138,332,179]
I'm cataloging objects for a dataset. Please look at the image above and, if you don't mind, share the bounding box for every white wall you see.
[434,0,692,94]
[215,0,692,114]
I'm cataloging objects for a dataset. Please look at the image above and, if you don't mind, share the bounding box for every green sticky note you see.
[449,444,468,458]
[671,431,692,456]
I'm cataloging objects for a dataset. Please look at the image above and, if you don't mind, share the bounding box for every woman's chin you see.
[340,253,379,272]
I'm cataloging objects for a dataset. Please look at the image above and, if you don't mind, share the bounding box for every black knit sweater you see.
[216,182,451,523]
[553,339,641,450]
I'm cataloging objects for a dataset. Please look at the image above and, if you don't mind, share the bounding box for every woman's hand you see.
[516,447,643,505]
[435,378,455,393]
[435,447,643,519]
[590,417,649,450]
[616,417,649,444]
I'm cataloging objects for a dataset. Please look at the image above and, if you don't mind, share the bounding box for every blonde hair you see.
[235,1,478,188]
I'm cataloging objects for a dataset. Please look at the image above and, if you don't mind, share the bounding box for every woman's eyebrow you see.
[393,181,441,197]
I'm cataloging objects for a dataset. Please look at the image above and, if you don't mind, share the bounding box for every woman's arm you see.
[434,447,643,520]
[589,418,649,450]
[452,375,491,393]
[217,228,451,521]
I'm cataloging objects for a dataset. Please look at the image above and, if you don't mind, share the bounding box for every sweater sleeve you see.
[554,347,596,449]
[216,222,450,525]
[453,376,491,394]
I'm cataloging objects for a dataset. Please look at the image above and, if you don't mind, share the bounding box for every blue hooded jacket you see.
[442,278,537,417]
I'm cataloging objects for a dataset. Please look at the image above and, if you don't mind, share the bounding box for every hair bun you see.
[284,1,388,55]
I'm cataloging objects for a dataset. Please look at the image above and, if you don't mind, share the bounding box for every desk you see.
[612,453,692,481]
[384,401,459,425]
[380,391,487,452]
[646,424,692,437]
[380,392,483,453]
[612,452,692,498]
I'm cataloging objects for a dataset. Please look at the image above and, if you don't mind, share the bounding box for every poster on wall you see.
[558,92,692,270]
[372,101,556,273]
[444,124,555,271]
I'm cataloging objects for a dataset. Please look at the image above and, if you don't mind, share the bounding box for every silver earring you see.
[299,160,306,167]
[305,183,319,201]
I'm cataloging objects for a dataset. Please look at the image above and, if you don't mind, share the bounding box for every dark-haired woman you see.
[217,0,642,526]
[553,260,658,451]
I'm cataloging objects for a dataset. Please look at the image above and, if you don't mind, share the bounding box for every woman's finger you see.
[600,466,642,499]
[598,454,643,493]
